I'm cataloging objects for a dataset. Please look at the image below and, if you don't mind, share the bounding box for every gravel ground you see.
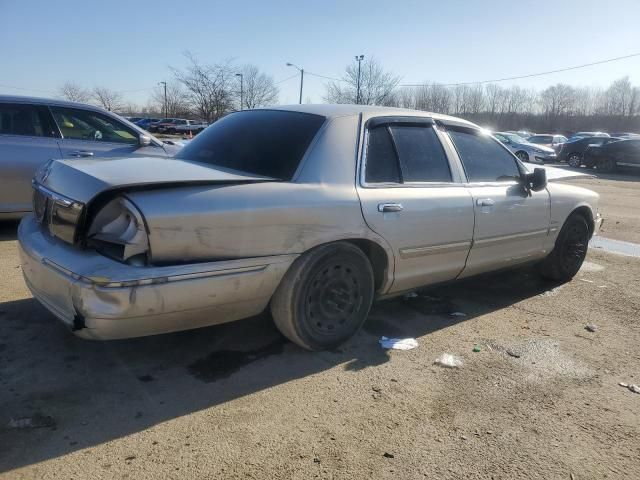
[1,171,639,480]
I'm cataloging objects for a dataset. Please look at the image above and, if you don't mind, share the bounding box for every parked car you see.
[149,118,192,134]
[0,95,182,219]
[506,130,535,139]
[18,105,602,350]
[567,131,610,141]
[583,138,640,172]
[493,132,557,164]
[134,118,161,130]
[557,136,621,167]
[175,121,209,134]
[527,134,568,150]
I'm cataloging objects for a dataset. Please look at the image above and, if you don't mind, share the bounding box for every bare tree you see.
[172,52,235,122]
[58,82,91,103]
[92,87,124,112]
[150,81,191,117]
[324,57,400,106]
[236,65,278,109]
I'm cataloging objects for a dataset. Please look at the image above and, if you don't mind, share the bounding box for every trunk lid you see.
[37,156,274,204]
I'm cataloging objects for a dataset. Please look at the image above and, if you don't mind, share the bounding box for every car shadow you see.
[0,221,19,242]
[0,264,560,473]
[547,163,640,182]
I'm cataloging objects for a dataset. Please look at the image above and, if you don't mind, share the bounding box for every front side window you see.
[528,135,553,144]
[176,110,325,180]
[51,107,138,144]
[448,128,521,183]
[0,103,54,137]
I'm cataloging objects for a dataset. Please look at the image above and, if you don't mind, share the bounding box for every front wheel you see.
[271,242,374,351]
[567,153,582,168]
[540,214,590,281]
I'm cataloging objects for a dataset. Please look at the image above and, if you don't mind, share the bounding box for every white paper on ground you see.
[379,336,419,350]
[434,353,463,368]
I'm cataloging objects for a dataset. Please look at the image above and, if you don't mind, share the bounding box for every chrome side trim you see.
[473,229,549,247]
[399,240,472,259]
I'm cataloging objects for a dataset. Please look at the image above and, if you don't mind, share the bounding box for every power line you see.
[274,73,299,85]
[398,52,640,87]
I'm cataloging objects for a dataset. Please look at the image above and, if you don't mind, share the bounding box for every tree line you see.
[57,55,640,133]
[326,58,640,133]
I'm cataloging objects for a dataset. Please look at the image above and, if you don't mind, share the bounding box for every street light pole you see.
[235,73,244,110]
[355,55,364,104]
[286,62,304,104]
[158,81,167,117]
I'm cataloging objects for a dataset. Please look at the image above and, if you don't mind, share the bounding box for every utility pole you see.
[355,55,364,104]
[286,63,304,104]
[235,73,244,110]
[158,81,167,117]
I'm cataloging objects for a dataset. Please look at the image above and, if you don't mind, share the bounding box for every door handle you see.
[476,198,495,207]
[68,150,94,157]
[378,203,403,213]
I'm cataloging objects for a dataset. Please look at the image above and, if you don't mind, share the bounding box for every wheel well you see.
[570,206,595,237]
[515,150,528,157]
[343,239,389,292]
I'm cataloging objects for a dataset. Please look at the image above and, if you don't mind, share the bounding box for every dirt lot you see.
[1,169,639,479]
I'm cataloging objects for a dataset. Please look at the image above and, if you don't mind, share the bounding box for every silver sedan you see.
[19,105,602,350]
[493,132,557,164]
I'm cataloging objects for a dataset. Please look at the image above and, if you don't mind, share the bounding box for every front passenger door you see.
[446,127,550,278]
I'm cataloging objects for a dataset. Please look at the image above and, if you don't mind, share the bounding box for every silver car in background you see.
[19,105,602,350]
[0,95,181,219]
[493,132,557,164]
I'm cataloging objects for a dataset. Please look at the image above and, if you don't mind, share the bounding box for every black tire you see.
[596,156,617,173]
[566,153,582,168]
[540,214,590,281]
[515,151,529,162]
[270,242,374,351]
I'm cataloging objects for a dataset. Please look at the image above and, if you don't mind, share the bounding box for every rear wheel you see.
[567,153,582,168]
[540,214,590,281]
[597,156,617,173]
[515,151,529,162]
[271,242,374,351]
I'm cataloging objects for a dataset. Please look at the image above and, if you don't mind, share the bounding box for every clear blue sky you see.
[1,0,639,105]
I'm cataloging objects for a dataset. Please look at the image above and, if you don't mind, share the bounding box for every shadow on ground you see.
[0,263,561,473]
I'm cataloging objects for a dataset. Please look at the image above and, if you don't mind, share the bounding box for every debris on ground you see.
[585,324,598,333]
[379,336,418,350]
[506,349,522,358]
[403,292,418,299]
[450,312,467,317]
[8,413,56,429]
[434,353,463,368]
[383,452,394,458]
[619,382,640,394]
[473,345,481,352]
[540,286,563,297]
[579,279,594,284]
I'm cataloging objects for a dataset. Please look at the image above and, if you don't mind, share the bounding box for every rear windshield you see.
[176,110,325,180]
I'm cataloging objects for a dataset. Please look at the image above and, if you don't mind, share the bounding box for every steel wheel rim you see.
[305,263,364,337]
[561,224,588,272]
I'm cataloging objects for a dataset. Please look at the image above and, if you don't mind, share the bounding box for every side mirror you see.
[139,134,151,147]
[524,167,547,192]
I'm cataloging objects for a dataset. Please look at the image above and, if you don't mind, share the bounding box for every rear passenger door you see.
[445,126,550,278]
[0,102,62,214]
[357,117,475,293]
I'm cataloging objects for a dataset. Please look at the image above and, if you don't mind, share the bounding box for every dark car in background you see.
[584,138,640,172]
[557,136,621,167]
[567,131,610,141]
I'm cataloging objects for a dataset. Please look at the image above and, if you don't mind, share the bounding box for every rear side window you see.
[389,126,451,182]
[448,128,521,182]
[0,103,55,137]
[177,110,325,180]
[365,127,401,183]
[365,123,451,184]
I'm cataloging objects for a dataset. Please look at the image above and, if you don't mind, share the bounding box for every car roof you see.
[0,94,112,111]
[260,103,477,126]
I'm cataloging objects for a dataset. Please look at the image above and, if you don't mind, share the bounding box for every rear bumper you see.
[18,215,296,339]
